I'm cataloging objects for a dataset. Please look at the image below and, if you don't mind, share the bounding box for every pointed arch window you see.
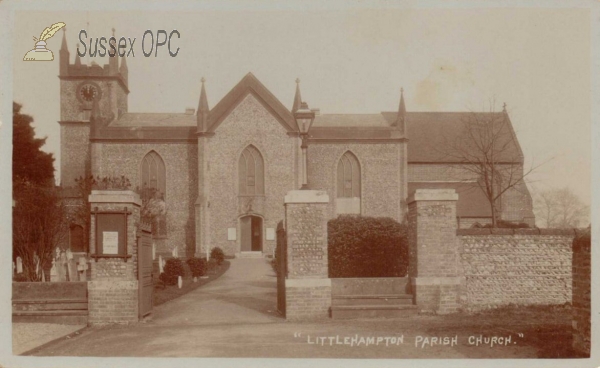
[141,151,166,196]
[141,151,167,236]
[239,145,264,195]
[337,151,361,198]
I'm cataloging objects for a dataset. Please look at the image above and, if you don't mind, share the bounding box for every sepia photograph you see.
[0,1,596,367]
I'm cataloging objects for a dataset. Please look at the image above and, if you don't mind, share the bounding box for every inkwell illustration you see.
[23,22,66,61]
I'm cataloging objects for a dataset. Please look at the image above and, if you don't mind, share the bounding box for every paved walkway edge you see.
[19,325,89,356]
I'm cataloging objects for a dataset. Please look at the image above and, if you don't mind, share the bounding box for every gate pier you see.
[283,190,331,321]
[87,190,143,324]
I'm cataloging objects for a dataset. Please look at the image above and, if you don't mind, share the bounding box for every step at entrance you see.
[330,278,417,319]
[12,298,89,325]
[331,304,418,319]
[238,251,264,258]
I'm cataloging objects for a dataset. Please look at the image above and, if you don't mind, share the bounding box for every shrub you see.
[270,258,278,274]
[328,215,408,278]
[210,247,225,265]
[161,258,185,285]
[186,257,207,278]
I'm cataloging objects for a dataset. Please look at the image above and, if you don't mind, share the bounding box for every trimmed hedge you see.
[160,258,185,285]
[328,215,408,278]
[186,257,207,278]
[210,247,225,265]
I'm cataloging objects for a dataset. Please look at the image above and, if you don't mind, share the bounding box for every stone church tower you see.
[58,29,129,188]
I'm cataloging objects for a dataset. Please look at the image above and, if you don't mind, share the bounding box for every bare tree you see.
[13,180,68,281]
[534,187,589,228]
[439,104,541,227]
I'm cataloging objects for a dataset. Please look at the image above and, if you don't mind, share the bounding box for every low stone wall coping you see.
[457,228,579,236]
[407,189,458,204]
[88,280,138,290]
[411,277,464,286]
[286,278,331,288]
[89,190,142,206]
[284,190,329,204]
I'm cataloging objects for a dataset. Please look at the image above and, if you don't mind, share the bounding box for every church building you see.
[57,32,535,257]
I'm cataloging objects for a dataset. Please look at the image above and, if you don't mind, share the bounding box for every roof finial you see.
[197,77,209,131]
[503,102,507,112]
[399,87,406,115]
[60,26,68,51]
[292,78,302,113]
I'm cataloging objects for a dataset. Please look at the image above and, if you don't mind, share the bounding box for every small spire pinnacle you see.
[292,78,302,113]
[399,87,406,116]
[502,102,507,112]
[74,43,82,66]
[60,27,68,51]
[197,78,209,131]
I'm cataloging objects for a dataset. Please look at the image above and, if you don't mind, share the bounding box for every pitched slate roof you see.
[408,182,492,218]
[313,114,389,127]
[104,75,523,165]
[110,113,196,127]
[400,112,523,164]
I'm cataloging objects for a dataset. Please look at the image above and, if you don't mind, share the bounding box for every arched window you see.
[69,224,86,253]
[140,151,167,236]
[239,145,264,195]
[141,151,166,197]
[337,151,361,198]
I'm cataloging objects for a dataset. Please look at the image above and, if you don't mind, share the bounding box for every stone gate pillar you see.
[88,190,141,324]
[407,189,462,314]
[284,190,330,320]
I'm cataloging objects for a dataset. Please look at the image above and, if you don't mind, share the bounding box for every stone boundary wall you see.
[571,230,591,355]
[457,229,576,311]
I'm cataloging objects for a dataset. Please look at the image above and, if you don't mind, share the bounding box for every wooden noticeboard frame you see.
[91,207,132,262]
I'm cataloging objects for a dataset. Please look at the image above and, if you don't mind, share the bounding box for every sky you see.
[11,6,592,205]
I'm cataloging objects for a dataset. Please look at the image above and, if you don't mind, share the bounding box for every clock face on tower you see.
[78,83,99,102]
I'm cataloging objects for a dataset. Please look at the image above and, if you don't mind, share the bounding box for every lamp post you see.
[294,101,315,190]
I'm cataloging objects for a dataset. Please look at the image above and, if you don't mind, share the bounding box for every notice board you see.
[95,213,127,257]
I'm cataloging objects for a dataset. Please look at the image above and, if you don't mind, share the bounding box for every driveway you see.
[150,257,282,326]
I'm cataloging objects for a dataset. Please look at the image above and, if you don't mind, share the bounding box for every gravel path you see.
[13,323,86,355]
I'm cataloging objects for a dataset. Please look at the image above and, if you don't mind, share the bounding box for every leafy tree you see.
[13,102,55,186]
[13,181,67,281]
[12,102,62,281]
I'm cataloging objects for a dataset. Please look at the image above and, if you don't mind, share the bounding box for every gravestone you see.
[50,259,58,282]
[77,257,89,281]
[56,252,67,282]
[16,257,23,274]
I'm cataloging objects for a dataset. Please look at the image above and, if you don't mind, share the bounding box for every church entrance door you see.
[240,215,262,252]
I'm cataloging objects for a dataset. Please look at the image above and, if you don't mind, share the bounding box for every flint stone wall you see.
[457,229,575,311]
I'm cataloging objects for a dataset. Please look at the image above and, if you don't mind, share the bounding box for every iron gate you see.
[137,223,153,319]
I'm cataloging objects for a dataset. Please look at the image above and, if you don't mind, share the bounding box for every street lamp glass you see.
[294,102,315,134]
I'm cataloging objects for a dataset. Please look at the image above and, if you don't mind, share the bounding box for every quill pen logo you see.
[23,22,66,61]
